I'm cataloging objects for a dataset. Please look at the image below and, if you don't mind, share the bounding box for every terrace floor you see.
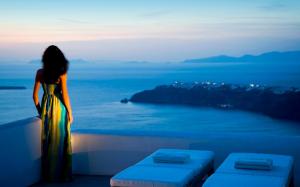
[31,175,112,187]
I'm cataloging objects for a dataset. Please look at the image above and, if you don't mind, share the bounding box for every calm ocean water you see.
[1,61,300,135]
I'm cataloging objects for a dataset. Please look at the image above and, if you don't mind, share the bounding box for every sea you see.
[1,61,300,135]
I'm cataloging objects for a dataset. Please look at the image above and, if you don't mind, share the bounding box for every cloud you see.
[139,10,171,19]
[259,3,286,11]
[58,18,91,24]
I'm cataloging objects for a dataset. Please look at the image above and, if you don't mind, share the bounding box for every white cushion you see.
[136,149,214,174]
[110,165,194,187]
[216,153,294,180]
[110,149,214,187]
[152,152,190,164]
[203,173,285,187]
[235,158,273,170]
[203,153,294,187]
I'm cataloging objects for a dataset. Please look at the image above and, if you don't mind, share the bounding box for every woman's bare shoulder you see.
[37,68,43,75]
[35,68,43,81]
[59,72,68,80]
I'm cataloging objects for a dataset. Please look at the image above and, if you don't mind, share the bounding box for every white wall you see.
[72,130,300,186]
[1,117,299,186]
[0,117,41,187]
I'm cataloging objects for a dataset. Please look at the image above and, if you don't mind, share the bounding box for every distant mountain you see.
[70,59,92,65]
[123,61,151,64]
[184,51,300,63]
[29,59,91,65]
[28,59,42,64]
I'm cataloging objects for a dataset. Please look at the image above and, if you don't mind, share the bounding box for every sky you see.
[0,0,300,62]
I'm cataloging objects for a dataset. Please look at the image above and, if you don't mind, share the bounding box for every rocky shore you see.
[126,81,300,122]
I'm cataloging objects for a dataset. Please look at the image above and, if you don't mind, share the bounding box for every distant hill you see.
[128,82,300,122]
[28,59,42,64]
[184,51,300,63]
[29,59,91,65]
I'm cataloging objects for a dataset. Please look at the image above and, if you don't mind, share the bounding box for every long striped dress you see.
[40,82,72,182]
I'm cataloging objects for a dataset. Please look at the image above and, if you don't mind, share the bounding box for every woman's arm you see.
[33,69,42,116]
[60,73,73,124]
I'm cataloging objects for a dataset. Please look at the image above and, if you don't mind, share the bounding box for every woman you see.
[32,45,73,182]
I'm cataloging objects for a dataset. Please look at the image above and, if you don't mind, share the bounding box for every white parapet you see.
[0,117,41,187]
[1,117,300,186]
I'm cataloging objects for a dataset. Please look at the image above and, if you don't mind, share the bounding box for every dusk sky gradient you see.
[0,0,300,62]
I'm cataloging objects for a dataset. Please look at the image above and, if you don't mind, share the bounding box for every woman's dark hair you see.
[42,45,69,84]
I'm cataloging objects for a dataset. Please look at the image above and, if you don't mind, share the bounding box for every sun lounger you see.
[110,148,214,187]
[203,153,294,187]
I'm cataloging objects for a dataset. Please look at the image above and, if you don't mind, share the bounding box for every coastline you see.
[0,86,26,90]
[129,82,300,122]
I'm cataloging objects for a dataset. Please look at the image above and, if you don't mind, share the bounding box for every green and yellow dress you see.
[40,82,72,182]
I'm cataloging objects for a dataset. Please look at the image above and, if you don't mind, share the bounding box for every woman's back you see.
[38,69,63,100]
[42,82,61,95]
